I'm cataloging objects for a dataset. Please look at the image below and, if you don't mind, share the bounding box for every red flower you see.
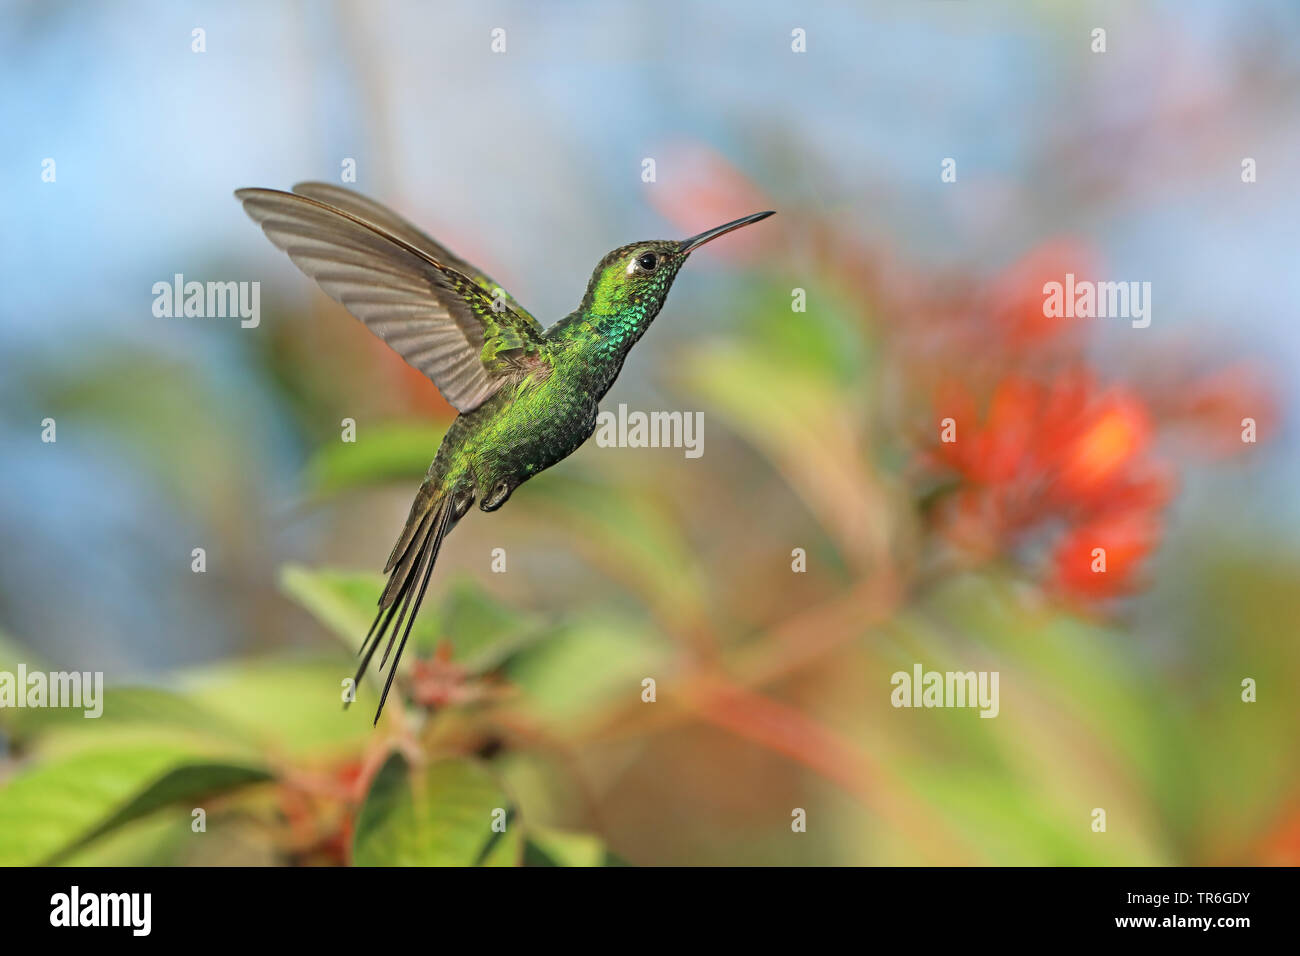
[928,370,1174,599]
[1048,388,1153,505]
[1051,510,1162,598]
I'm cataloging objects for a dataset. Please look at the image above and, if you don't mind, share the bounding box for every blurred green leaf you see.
[681,346,849,465]
[50,763,270,864]
[438,578,550,672]
[1155,544,1300,856]
[0,739,268,866]
[3,684,253,744]
[305,422,445,496]
[505,613,667,727]
[178,654,373,759]
[281,565,547,673]
[874,573,1177,864]
[58,813,201,866]
[281,563,391,653]
[352,753,520,866]
[679,341,884,565]
[522,825,621,866]
[524,471,707,625]
[731,279,870,387]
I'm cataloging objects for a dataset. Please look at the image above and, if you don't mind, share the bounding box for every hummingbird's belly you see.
[437,373,598,503]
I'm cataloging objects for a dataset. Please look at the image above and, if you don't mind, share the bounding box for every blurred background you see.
[1,0,1298,865]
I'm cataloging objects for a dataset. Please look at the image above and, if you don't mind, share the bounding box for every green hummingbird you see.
[236,182,773,722]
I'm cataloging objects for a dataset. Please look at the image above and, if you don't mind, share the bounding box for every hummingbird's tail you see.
[349,480,454,725]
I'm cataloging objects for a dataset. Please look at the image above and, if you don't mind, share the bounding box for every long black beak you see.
[677,211,775,254]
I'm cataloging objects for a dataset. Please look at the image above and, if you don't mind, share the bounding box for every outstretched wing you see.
[235,186,547,413]
[288,182,540,327]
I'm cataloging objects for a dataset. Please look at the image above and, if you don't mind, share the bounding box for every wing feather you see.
[289,181,542,329]
[235,186,546,413]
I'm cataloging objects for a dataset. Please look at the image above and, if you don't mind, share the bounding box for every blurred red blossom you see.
[276,757,367,866]
[927,370,1175,598]
[410,643,474,709]
[1051,510,1163,599]
[411,642,507,710]
[986,238,1096,347]
[1153,360,1278,458]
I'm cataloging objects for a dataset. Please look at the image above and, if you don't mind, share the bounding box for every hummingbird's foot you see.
[480,479,516,512]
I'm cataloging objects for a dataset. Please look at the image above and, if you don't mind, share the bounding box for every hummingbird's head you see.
[581,211,775,323]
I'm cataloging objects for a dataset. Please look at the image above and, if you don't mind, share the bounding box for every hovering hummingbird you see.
[236,183,773,723]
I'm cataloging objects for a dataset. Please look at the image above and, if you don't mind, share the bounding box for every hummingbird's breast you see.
[432,353,601,502]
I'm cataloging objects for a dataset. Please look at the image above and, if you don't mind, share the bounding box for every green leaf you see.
[523,826,621,866]
[0,740,269,866]
[3,684,252,744]
[178,654,375,758]
[280,564,546,672]
[523,471,707,626]
[352,754,521,866]
[505,613,667,726]
[678,342,884,566]
[50,763,271,863]
[57,813,201,867]
[280,563,392,654]
[874,574,1175,864]
[437,578,549,672]
[306,422,446,496]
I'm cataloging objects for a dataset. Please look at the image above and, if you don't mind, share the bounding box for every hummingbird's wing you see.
[235,187,548,413]
[288,182,540,327]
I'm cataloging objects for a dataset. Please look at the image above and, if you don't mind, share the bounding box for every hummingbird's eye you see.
[636,252,658,272]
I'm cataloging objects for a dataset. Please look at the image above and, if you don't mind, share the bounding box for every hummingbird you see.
[236,182,773,723]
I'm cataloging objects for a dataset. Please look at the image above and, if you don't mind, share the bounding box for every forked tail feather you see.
[349,482,453,724]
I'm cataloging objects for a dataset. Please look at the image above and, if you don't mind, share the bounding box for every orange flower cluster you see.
[931,371,1173,598]
[918,240,1272,601]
